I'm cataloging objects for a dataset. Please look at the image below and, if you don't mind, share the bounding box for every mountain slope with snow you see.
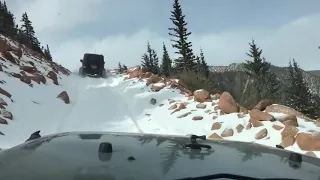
[0,35,320,159]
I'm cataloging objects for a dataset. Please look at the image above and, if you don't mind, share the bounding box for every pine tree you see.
[20,12,42,53]
[44,44,52,61]
[199,49,209,78]
[141,42,159,74]
[118,62,123,72]
[160,43,172,76]
[20,12,34,46]
[168,0,196,71]
[122,64,128,71]
[151,49,159,74]
[285,59,316,118]
[243,39,280,102]
[0,1,17,38]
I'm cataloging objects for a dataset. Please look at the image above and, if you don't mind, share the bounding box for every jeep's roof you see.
[83,53,104,62]
[0,132,319,180]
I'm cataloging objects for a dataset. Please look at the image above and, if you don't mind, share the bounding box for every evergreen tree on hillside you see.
[168,0,196,71]
[243,39,280,102]
[118,62,123,71]
[199,49,209,78]
[195,56,201,73]
[44,44,52,61]
[284,59,317,118]
[141,42,159,74]
[20,12,42,53]
[20,12,34,46]
[122,64,128,71]
[160,42,172,76]
[0,1,17,38]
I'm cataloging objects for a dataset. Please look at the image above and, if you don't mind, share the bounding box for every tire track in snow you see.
[56,74,143,133]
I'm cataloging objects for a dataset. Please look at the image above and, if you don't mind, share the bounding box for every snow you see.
[0,38,320,159]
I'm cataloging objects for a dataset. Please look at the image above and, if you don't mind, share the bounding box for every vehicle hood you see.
[0,132,319,180]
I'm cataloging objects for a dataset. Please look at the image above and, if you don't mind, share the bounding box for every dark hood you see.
[0,132,319,180]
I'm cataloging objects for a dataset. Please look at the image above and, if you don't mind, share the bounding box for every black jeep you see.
[79,53,107,78]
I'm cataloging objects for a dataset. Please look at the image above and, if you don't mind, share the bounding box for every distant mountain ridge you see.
[207,63,320,106]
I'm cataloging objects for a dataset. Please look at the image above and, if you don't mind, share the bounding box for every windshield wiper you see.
[175,173,299,180]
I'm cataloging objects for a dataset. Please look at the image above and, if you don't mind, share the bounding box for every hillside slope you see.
[0,35,320,159]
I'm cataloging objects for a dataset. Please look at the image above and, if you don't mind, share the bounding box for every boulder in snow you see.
[217,92,239,114]
[253,99,272,111]
[57,91,70,104]
[193,89,210,102]
[150,98,157,105]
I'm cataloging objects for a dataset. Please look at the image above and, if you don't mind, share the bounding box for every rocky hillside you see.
[208,63,320,106]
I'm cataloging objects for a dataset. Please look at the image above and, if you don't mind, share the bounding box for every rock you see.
[128,66,142,79]
[31,74,46,84]
[20,65,37,73]
[272,125,284,130]
[192,116,203,121]
[280,136,295,148]
[218,92,239,114]
[208,133,222,139]
[168,104,177,110]
[249,109,275,121]
[177,112,191,118]
[25,130,41,142]
[168,99,176,104]
[196,103,207,109]
[150,98,157,105]
[47,71,58,85]
[0,38,9,53]
[255,128,268,140]
[221,128,234,137]
[0,87,11,98]
[20,74,32,84]
[211,122,221,130]
[146,75,162,86]
[265,104,314,122]
[0,117,7,124]
[212,115,217,120]
[281,126,299,140]
[193,89,210,102]
[277,115,298,127]
[57,91,70,104]
[305,151,317,158]
[236,124,244,133]
[246,123,252,130]
[249,118,263,127]
[0,97,7,106]
[296,132,320,151]
[1,109,12,120]
[151,83,165,92]
[253,99,272,111]
[237,113,246,118]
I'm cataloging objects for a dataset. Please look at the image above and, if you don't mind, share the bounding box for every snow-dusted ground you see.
[0,35,319,159]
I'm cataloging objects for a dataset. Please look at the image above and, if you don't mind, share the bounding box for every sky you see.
[6,0,320,71]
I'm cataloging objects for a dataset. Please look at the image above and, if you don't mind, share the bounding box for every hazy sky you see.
[7,0,320,71]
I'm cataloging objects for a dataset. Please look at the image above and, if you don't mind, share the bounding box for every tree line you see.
[0,1,52,61]
[118,0,318,119]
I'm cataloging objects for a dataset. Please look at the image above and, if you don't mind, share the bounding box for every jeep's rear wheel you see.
[79,67,86,77]
[101,69,107,78]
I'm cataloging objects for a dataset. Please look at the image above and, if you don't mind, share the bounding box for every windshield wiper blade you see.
[174,173,299,180]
